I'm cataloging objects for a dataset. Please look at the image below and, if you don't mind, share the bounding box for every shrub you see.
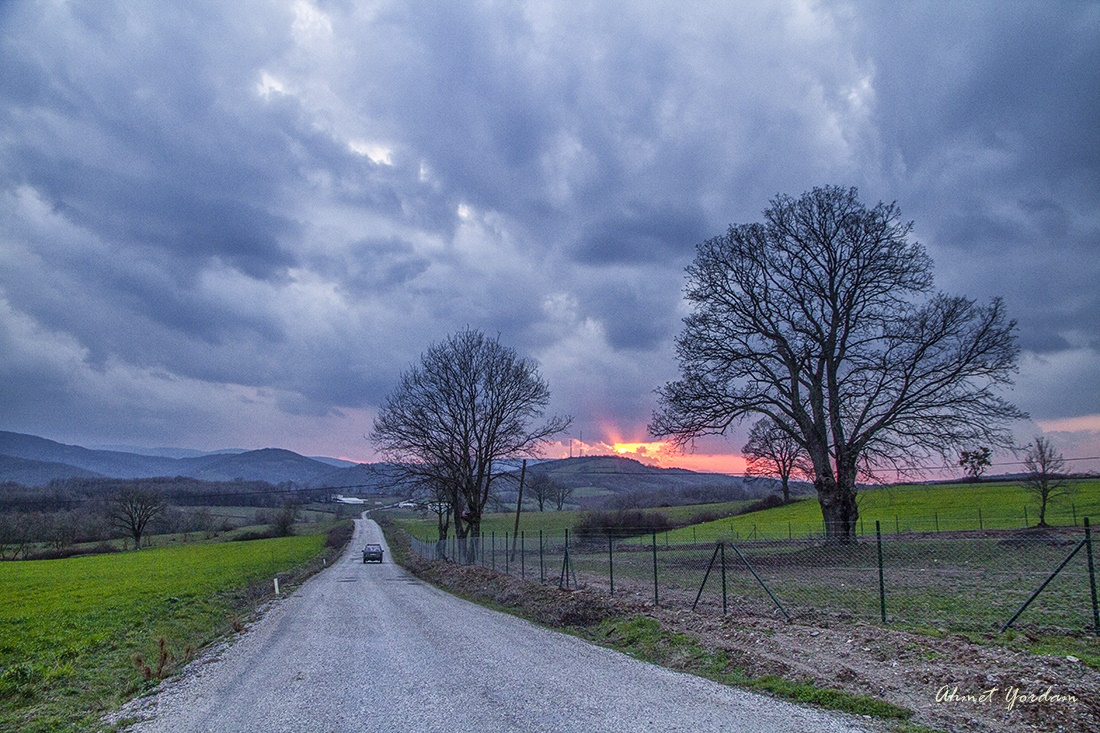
[324,521,354,549]
[574,510,674,540]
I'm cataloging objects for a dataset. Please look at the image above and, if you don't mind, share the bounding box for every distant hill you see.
[0,432,766,506]
[502,455,761,508]
[0,431,356,487]
[0,454,105,486]
[523,455,740,491]
[182,448,334,484]
[306,462,405,493]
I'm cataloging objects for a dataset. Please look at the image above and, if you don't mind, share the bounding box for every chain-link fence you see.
[407,520,1100,633]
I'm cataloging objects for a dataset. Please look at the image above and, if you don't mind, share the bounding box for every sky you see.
[0,0,1097,477]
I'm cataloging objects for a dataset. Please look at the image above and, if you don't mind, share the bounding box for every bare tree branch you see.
[652,186,1025,543]
[371,329,571,546]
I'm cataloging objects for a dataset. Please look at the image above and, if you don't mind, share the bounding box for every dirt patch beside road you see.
[405,551,1100,733]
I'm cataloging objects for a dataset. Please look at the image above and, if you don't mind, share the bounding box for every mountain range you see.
[0,431,757,503]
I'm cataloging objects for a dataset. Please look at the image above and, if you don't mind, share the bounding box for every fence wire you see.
[407,522,1100,633]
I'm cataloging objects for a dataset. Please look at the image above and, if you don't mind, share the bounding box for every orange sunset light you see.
[608,439,747,475]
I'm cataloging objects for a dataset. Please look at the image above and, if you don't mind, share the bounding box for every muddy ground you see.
[408,556,1100,733]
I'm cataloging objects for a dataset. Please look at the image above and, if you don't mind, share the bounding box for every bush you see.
[574,510,674,540]
[22,542,121,561]
[736,494,794,516]
[324,521,354,549]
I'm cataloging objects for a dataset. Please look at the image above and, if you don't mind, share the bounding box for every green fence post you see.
[1086,518,1099,630]
[876,520,886,623]
[652,530,659,606]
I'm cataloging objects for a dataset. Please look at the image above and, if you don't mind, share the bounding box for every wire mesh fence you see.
[407,520,1100,633]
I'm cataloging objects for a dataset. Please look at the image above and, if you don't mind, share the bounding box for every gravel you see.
[112,517,878,733]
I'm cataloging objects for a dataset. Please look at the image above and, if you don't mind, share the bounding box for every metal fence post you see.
[720,542,727,616]
[505,532,510,575]
[608,534,615,596]
[876,520,886,623]
[979,507,983,530]
[521,531,526,580]
[1024,506,1029,527]
[1086,518,1099,630]
[492,531,496,571]
[693,543,722,611]
[539,529,544,583]
[652,530,659,606]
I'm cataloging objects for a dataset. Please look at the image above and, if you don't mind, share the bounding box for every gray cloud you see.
[0,0,1096,459]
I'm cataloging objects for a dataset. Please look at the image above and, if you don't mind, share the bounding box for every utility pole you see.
[510,459,526,561]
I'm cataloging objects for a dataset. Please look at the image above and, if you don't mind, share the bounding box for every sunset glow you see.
[548,434,748,475]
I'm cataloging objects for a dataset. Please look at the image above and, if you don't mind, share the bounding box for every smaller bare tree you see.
[0,512,35,560]
[107,488,167,550]
[527,473,554,512]
[1022,437,1072,527]
[741,417,811,503]
[552,479,574,511]
[959,446,992,482]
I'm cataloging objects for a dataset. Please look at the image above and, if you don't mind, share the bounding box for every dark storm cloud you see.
[854,1,1100,360]
[0,0,1096,458]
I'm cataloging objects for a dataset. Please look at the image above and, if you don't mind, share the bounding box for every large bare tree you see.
[372,329,570,547]
[651,186,1024,543]
[742,417,811,503]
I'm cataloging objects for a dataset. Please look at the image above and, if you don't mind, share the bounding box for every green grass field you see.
[667,479,1100,543]
[396,499,753,539]
[0,534,328,733]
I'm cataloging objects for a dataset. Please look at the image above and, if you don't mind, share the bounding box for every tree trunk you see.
[816,475,858,544]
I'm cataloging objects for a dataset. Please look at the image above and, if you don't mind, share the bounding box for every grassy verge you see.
[592,615,910,720]
[377,515,914,726]
[0,521,352,733]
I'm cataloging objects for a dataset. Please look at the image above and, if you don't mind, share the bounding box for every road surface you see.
[118,516,877,732]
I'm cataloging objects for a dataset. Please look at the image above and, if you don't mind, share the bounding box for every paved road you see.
[121,516,876,732]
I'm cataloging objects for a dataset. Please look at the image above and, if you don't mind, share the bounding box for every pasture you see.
[0,533,329,733]
[668,478,1100,543]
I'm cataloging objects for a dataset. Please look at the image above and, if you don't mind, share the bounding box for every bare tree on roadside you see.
[652,186,1024,544]
[742,417,812,503]
[372,329,571,554]
[107,487,167,550]
[1022,437,1072,527]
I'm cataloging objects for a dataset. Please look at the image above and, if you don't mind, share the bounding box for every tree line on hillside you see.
[0,476,330,559]
[0,476,327,511]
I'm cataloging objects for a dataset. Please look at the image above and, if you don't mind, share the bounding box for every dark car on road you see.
[362,543,384,563]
